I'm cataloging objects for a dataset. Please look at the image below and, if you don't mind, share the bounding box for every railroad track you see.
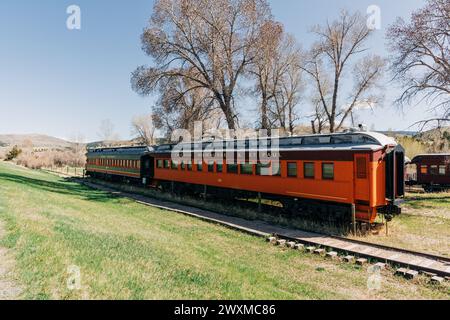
[73,178,449,282]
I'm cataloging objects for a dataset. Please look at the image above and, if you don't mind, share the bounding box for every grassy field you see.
[0,162,448,300]
[353,191,450,257]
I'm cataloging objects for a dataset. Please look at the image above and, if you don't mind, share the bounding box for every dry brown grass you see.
[350,192,450,257]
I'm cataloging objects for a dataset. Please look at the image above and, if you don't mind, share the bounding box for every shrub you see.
[5,145,22,161]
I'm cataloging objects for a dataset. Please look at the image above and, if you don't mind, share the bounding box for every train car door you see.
[354,153,370,202]
[140,155,154,185]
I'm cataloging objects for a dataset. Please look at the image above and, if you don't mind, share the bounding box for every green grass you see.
[0,161,448,299]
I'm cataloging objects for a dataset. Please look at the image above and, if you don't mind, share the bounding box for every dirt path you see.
[0,220,21,299]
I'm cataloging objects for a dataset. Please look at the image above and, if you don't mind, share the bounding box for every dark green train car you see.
[85,146,153,184]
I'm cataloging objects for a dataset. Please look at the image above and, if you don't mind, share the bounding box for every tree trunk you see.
[260,98,270,134]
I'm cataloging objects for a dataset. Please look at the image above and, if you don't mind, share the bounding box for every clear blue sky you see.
[0,0,429,141]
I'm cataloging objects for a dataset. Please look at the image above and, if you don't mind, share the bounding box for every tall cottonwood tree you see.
[152,76,221,137]
[251,22,303,134]
[303,10,385,133]
[270,36,303,135]
[387,0,450,127]
[131,0,273,130]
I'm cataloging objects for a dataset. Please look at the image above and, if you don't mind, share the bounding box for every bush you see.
[5,145,22,161]
[15,148,86,169]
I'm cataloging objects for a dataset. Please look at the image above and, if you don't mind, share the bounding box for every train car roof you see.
[86,145,152,156]
[411,153,450,162]
[151,131,397,153]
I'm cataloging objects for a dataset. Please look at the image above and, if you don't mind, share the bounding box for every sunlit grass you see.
[0,161,447,299]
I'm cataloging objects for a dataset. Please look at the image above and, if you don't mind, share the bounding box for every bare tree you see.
[387,0,450,123]
[310,98,329,134]
[152,76,222,137]
[271,38,304,135]
[251,22,304,134]
[131,114,156,146]
[251,21,282,131]
[131,0,273,130]
[97,119,118,142]
[303,10,385,133]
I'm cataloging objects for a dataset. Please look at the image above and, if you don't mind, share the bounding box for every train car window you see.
[331,135,353,144]
[420,165,427,174]
[217,163,223,173]
[197,162,203,172]
[171,160,178,169]
[240,163,253,175]
[439,165,446,175]
[304,162,315,179]
[163,159,170,169]
[322,163,334,180]
[430,165,438,175]
[287,162,297,177]
[227,163,238,174]
[256,162,271,176]
[207,162,214,173]
[157,159,163,168]
[187,162,193,171]
[356,157,367,179]
[181,162,186,170]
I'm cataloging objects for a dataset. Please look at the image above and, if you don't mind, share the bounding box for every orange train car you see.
[86,131,405,223]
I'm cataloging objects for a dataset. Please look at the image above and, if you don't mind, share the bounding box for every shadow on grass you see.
[0,172,116,203]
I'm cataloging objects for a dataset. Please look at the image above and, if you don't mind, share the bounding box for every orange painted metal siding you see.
[152,154,388,223]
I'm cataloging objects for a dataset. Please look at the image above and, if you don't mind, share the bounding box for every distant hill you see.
[0,134,74,149]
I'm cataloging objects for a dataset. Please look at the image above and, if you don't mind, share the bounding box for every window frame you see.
[239,163,253,175]
[287,162,297,178]
[304,162,315,179]
[430,165,438,175]
[163,159,170,169]
[420,165,428,174]
[321,163,334,180]
[226,163,238,174]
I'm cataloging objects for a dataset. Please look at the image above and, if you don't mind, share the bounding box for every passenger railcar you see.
[410,154,450,192]
[85,146,153,183]
[85,132,405,223]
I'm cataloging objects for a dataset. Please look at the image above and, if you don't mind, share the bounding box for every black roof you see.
[86,145,151,156]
